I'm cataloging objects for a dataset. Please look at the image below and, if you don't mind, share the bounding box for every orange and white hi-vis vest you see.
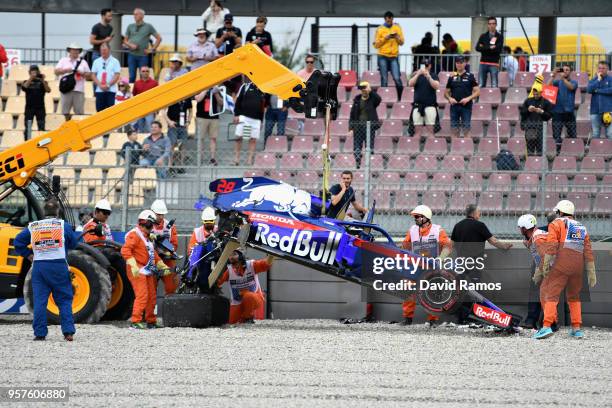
[528,229,548,267]
[153,219,172,237]
[409,224,441,258]
[132,227,156,276]
[84,219,112,241]
[29,218,66,261]
[561,218,588,253]
[227,260,261,305]
[193,225,211,243]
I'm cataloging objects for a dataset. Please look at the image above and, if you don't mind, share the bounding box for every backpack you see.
[59,59,83,94]
[495,149,519,171]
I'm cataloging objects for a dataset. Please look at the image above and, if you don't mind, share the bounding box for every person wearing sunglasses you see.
[91,43,121,112]
[297,54,317,82]
[82,199,114,244]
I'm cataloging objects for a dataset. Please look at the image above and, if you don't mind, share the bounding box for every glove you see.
[586,261,597,288]
[540,254,554,279]
[126,257,140,277]
[93,223,104,237]
[156,260,172,276]
[439,246,452,261]
[532,267,543,285]
[150,233,158,242]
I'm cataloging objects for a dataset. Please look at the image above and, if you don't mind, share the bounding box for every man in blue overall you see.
[15,199,78,341]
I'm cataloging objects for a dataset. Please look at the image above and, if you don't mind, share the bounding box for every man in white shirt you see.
[91,43,121,112]
[54,43,91,121]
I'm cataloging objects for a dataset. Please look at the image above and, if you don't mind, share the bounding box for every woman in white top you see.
[202,0,230,35]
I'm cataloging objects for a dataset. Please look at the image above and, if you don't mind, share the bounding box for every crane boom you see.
[0,44,315,187]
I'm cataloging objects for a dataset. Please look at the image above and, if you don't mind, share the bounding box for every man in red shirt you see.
[133,65,158,132]
[0,43,8,92]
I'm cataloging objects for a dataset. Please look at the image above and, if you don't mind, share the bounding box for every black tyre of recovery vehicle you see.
[416,269,466,315]
[97,245,134,321]
[161,294,230,328]
[24,249,112,324]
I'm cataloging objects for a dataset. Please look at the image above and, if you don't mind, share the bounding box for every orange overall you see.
[401,224,451,321]
[187,225,214,254]
[152,220,179,295]
[82,219,113,243]
[218,259,270,324]
[121,227,163,324]
[540,217,593,328]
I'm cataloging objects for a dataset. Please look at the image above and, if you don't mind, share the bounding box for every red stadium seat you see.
[574,88,582,108]
[332,154,356,169]
[337,103,352,120]
[269,170,293,183]
[441,154,466,173]
[576,104,591,122]
[396,137,421,157]
[431,173,456,192]
[295,171,319,190]
[403,172,428,191]
[244,170,264,177]
[588,139,612,159]
[306,153,323,169]
[395,190,419,208]
[488,120,512,140]
[450,137,475,158]
[254,153,277,168]
[516,173,540,193]
[545,174,570,192]
[370,154,385,171]
[374,137,394,153]
[459,173,484,192]
[422,191,448,212]
[387,154,412,171]
[506,192,531,212]
[593,193,612,214]
[303,119,324,136]
[524,156,546,171]
[470,120,485,139]
[436,89,447,107]
[476,138,499,157]
[479,192,503,212]
[402,87,415,103]
[535,192,562,211]
[438,72,451,88]
[514,72,536,88]
[566,192,592,213]
[336,86,347,103]
[338,70,357,89]
[291,136,314,153]
[380,120,404,137]
[572,174,598,193]
[378,87,397,104]
[330,120,349,136]
[449,191,476,212]
[552,156,577,172]
[328,136,342,153]
[423,138,448,156]
[351,171,365,187]
[349,87,360,100]
[496,104,520,123]
[498,71,510,90]
[560,138,585,158]
[570,71,589,89]
[390,102,412,120]
[603,175,612,192]
[472,104,493,121]
[504,87,528,105]
[265,136,288,153]
[541,71,553,84]
[413,154,439,172]
[279,153,303,170]
[284,118,301,135]
[378,172,401,190]
[377,104,388,119]
[580,155,606,175]
[361,71,381,87]
[488,173,512,192]
[479,88,502,106]
[468,155,493,173]
[371,190,392,210]
[507,137,527,158]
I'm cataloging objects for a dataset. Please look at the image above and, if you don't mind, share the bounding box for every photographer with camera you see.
[547,64,578,153]
[21,65,50,138]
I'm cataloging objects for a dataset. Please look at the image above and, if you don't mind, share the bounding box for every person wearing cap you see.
[374,11,404,101]
[215,13,242,56]
[150,200,179,295]
[216,249,274,324]
[188,207,217,254]
[82,199,113,244]
[21,64,50,138]
[121,210,171,329]
[445,56,479,138]
[348,81,381,169]
[408,59,440,136]
[187,28,219,70]
[400,205,451,327]
[132,66,158,133]
[123,8,162,83]
[519,87,552,155]
[54,43,91,121]
[201,0,230,35]
[165,54,188,82]
[533,200,596,340]
[246,16,274,56]
[91,43,121,112]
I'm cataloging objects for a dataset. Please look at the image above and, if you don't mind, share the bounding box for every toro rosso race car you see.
[184,177,520,331]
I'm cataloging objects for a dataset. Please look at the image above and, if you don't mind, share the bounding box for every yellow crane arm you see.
[0,44,306,187]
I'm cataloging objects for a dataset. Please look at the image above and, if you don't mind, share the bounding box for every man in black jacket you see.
[475,17,504,88]
[520,88,553,155]
[349,81,381,169]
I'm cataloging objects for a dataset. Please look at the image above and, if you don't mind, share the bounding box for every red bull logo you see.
[473,304,512,327]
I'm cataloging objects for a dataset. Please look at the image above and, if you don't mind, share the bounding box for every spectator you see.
[195,87,224,165]
[374,11,404,101]
[201,0,230,35]
[21,65,50,137]
[233,79,268,165]
[475,17,504,88]
[412,32,439,72]
[91,43,121,112]
[123,8,161,83]
[296,54,316,81]
[264,94,288,141]
[445,56,479,138]
[133,66,158,132]
[186,28,218,70]
[463,50,472,73]
[408,59,439,135]
[215,13,242,56]
[89,8,113,61]
[441,33,460,72]
[115,79,132,104]
[502,45,518,87]
[0,42,7,92]
[587,61,612,139]
[349,81,381,169]
[140,121,172,178]
[547,64,578,153]
[55,43,91,121]
[520,88,553,155]
[246,16,273,56]
[120,127,142,165]
[328,171,367,220]
[163,96,193,163]
[165,54,188,82]
[514,47,528,72]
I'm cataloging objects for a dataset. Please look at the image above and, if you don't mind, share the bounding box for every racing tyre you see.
[417,269,466,315]
[24,250,112,324]
[161,294,230,328]
[99,248,134,321]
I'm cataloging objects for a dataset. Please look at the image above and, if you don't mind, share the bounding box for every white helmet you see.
[554,199,575,216]
[517,214,537,230]
[94,199,112,212]
[137,209,157,223]
[201,207,216,223]
[411,205,432,220]
[151,199,168,215]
